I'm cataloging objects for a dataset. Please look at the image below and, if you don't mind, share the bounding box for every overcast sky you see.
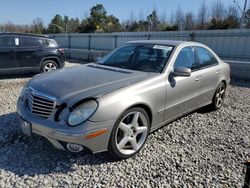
[0,0,248,25]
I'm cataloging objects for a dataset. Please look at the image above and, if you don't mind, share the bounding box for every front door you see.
[0,35,19,70]
[15,36,43,68]
[164,46,202,121]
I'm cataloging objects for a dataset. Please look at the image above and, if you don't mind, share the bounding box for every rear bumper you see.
[58,56,65,68]
[17,98,115,153]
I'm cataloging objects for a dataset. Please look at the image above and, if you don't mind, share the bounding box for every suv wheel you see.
[41,60,58,73]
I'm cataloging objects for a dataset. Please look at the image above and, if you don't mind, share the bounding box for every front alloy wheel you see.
[108,108,150,159]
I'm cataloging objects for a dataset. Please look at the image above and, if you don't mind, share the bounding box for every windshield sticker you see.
[153,45,173,51]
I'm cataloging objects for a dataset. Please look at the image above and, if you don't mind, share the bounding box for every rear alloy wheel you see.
[210,82,226,110]
[41,60,58,73]
[108,108,150,159]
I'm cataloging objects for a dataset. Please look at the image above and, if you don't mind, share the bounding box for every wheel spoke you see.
[118,136,129,150]
[216,98,221,107]
[136,126,147,134]
[216,93,220,98]
[220,89,225,95]
[130,138,139,151]
[132,112,140,127]
[119,122,130,132]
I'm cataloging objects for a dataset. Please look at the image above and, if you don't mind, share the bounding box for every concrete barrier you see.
[225,60,250,81]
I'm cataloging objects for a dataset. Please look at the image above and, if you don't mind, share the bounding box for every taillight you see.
[58,48,65,54]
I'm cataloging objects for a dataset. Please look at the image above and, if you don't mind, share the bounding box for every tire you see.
[209,82,226,111]
[41,60,58,73]
[108,107,150,159]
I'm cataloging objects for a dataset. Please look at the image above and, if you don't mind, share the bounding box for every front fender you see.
[89,74,167,126]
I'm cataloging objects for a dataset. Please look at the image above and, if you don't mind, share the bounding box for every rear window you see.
[43,39,58,47]
[19,37,43,47]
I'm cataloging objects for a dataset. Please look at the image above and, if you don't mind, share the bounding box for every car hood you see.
[29,64,150,105]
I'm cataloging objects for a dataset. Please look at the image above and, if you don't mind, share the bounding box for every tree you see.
[31,18,45,34]
[245,8,250,28]
[209,5,240,30]
[175,6,185,30]
[147,10,160,31]
[197,2,208,29]
[184,12,195,30]
[47,15,64,33]
[211,0,226,21]
[88,4,107,32]
[224,6,240,29]
[103,15,122,32]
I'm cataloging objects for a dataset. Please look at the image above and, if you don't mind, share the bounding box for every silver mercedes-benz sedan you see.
[17,40,230,159]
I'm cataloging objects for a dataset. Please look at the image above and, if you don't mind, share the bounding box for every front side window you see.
[174,47,197,70]
[19,37,43,47]
[98,44,173,73]
[0,36,16,47]
[196,47,218,68]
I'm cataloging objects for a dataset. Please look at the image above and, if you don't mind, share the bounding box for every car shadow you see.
[0,112,115,176]
[0,72,36,80]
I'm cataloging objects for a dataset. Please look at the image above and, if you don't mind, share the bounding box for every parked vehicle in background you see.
[17,40,230,159]
[0,32,65,74]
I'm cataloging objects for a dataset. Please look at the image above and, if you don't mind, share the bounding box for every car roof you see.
[126,40,201,47]
[0,32,50,38]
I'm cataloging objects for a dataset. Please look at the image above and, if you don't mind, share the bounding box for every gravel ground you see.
[0,63,249,187]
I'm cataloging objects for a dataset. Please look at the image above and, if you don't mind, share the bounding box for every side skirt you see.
[150,101,212,133]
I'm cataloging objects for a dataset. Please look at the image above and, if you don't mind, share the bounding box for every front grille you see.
[26,87,56,118]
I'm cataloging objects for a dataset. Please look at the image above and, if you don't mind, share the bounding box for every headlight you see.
[68,100,98,126]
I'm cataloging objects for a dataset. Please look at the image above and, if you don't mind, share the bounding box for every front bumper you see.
[17,98,115,154]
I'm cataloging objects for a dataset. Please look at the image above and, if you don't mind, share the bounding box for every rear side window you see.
[174,47,198,70]
[19,37,43,47]
[43,39,58,47]
[195,47,218,68]
[0,36,16,47]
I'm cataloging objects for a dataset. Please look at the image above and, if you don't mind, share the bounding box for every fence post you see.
[114,35,118,48]
[147,33,151,40]
[190,32,195,41]
[68,35,71,59]
[88,35,91,62]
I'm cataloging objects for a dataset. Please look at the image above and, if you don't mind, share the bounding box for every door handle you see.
[195,76,201,81]
[216,70,220,74]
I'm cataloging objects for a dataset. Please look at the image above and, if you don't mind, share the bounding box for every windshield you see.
[97,44,174,73]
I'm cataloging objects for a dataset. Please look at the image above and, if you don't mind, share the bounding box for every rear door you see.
[164,46,202,121]
[16,36,44,68]
[0,35,19,70]
[194,46,220,104]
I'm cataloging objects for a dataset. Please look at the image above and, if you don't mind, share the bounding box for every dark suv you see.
[0,32,65,74]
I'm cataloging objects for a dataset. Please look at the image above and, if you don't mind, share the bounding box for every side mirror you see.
[95,57,102,63]
[173,66,191,77]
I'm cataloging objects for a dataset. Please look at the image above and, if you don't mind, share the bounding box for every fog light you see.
[66,143,83,153]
